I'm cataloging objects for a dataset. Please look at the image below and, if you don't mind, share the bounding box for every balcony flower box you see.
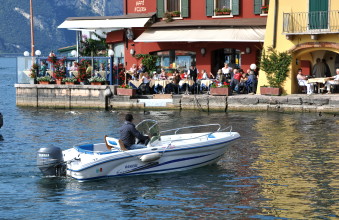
[117,88,136,96]
[261,5,269,13]
[88,76,105,85]
[210,87,232,96]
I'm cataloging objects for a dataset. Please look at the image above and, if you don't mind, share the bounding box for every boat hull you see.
[65,132,240,181]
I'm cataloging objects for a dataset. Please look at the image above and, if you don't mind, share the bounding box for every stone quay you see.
[15,84,339,113]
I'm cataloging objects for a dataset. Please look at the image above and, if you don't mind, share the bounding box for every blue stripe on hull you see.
[73,153,223,181]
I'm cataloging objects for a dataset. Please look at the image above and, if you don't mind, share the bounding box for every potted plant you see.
[171,11,181,17]
[29,63,39,84]
[210,81,232,96]
[135,54,159,74]
[163,12,174,23]
[75,59,91,83]
[88,76,106,85]
[54,58,66,84]
[37,76,52,85]
[117,84,136,96]
[62,77,77,85]
[261,5,269,13]
[260,47,292,96]
[222,7,231,15]
[214,8,222,16]
[260,85,270,95]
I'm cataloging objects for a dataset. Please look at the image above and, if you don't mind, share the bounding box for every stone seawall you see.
[15,85,339,113]
[110,94,339,113]
[15,84,115,109]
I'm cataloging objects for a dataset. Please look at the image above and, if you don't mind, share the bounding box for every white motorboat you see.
[37,120,240,181]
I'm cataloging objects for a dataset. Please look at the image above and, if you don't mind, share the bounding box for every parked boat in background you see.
[37,120,240,181]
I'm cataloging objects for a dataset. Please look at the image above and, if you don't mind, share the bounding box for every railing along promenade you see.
[283,10,339,34]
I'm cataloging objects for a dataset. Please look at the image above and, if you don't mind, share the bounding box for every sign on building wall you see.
[127,0,155,13]
[134,0,147,13]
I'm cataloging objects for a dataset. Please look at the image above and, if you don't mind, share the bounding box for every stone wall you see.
[15,84,115,109]
[15,85,339,113]
[109,94,339,113]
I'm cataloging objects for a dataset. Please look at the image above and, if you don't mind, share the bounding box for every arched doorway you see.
[291,45,339,93]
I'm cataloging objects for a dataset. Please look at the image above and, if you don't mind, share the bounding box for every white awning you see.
[58,17,151,30]
[135,27,265,42]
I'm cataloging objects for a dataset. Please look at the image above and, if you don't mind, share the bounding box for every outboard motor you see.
[37,147,66,176]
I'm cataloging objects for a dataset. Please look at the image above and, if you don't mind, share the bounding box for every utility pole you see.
[30,0,35,56]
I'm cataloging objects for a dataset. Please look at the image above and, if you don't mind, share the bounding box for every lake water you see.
[0,58,338,219]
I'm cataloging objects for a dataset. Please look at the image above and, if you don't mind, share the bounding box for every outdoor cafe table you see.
[128,80,143,89]
[200,79,214,87]
[179,79,194,87]
[307,77,330,93]
[153,80,172,88]
[128,80,172,89]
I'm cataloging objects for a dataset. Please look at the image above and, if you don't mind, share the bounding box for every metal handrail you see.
[160,123,221,135]
[283,10,339,34]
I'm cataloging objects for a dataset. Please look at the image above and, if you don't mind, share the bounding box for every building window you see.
[153,50,196,72]
[214,0,232,16]
[166,0,180,12]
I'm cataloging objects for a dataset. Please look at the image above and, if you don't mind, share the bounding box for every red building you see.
[59,0,268,75]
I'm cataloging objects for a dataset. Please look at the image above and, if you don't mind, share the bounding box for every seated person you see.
[216,69,225,83]
[324,68,339,94]
[139,72,151,94]
[159,68,167,80]
[129,64,138,80]
[201,70,209,80]
[137,63,146,75]
[246,70,258,94]
[119,114,149,150]
[237,69,248,94]
[40,61,47,76]
[230,69,242,92]
[86,63,93,77]
[167,72,181,94]
[297,68,314,95]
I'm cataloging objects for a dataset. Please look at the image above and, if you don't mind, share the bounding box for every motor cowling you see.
[37,147,66,176]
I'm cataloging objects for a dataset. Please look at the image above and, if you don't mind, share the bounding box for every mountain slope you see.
[0,0,123,55]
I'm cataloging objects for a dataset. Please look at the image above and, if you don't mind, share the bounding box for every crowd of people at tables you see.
[296,58,339,95]
[126,62,258,95]
[37,59,109,80]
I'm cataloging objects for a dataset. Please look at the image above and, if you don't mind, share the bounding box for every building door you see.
[309,0,328,29]
[212,48,241,74]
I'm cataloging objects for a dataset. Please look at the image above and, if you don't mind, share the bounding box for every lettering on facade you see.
[134,0,147,12]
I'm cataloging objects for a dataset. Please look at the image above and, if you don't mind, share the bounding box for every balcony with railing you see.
[283,10,339,35]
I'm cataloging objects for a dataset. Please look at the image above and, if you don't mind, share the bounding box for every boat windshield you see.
[136,120,160,143]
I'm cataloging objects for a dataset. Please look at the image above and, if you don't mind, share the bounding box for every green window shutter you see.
[181,0,189,17]
[232,0,239,15]
[157,0,164,18]
[254,0,262,14]
[206,0,214,16]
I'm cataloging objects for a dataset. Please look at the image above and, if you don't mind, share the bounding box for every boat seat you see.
[118,139,128,151]
[104,135,128,151]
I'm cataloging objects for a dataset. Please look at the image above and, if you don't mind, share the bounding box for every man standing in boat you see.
[120,114,149,150]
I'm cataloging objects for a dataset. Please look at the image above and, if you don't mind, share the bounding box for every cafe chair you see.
[297,80,307,94]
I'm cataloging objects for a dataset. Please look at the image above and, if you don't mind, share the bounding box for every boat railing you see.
[160,124,221,135]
